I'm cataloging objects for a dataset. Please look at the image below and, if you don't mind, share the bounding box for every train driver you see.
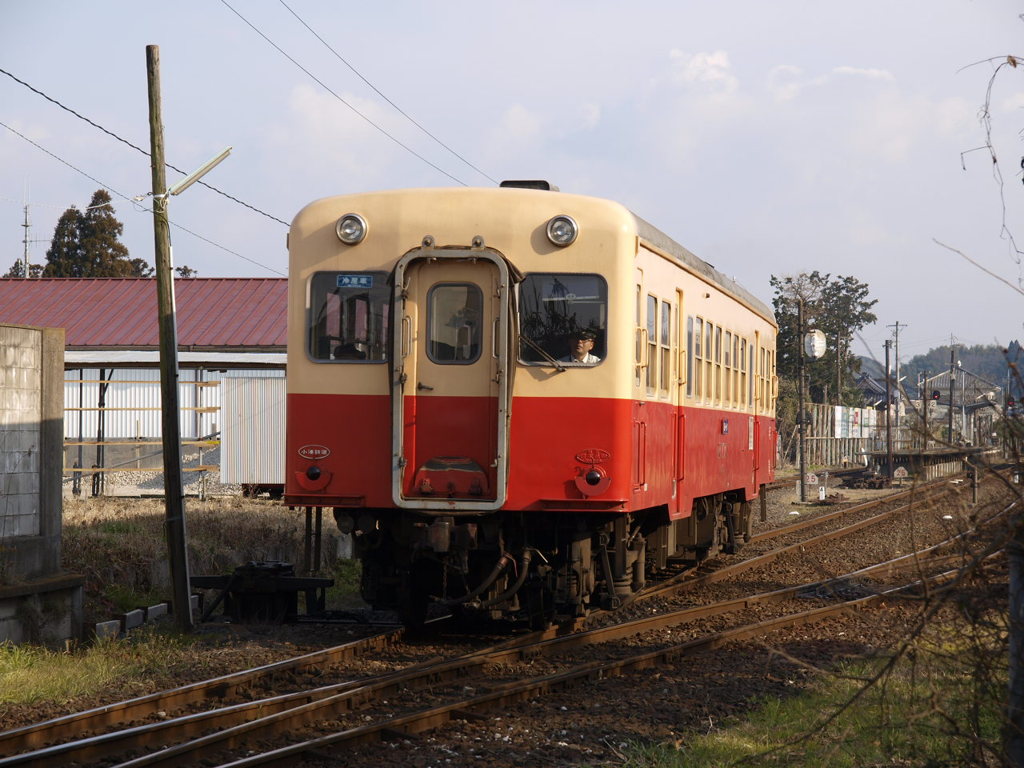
[561,329,601,364]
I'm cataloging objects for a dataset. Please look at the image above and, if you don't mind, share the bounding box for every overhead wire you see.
[0,66,289,227]
[219,0,471,187]
[0,119,286,277]
[276,0,498,186]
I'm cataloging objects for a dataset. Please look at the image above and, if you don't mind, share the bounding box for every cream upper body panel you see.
[289,188,635,398]
[287,187,775,403]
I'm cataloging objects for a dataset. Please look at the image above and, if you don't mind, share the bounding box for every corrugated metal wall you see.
[220,377,286,484]
[64,367,284,440]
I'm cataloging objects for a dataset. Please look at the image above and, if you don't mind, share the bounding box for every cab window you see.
[518,273,607,365]
[309,272,390,362]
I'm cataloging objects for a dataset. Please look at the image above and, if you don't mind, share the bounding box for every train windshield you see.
[308,271,390,362]
[518,273,607,366]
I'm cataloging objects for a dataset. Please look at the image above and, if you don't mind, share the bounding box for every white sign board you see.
[803,329,827,360]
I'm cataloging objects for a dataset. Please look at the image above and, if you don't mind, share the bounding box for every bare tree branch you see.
[934,239,1024,298]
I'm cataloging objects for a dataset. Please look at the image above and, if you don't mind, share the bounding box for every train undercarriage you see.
[333,493,754,627]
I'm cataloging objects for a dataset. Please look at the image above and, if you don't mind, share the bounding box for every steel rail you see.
[638,483,962,604]
[206,565,979,768]
[0,473,1001,766]
[604,475,966,613]
[764,465,865,492]
[81,521,997,767]
[0,628,403,757]
[753,483,947,542]
[1,510,991,768]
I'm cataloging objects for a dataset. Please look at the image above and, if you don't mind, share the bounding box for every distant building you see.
[0,278,287,495]
[853,371,889,407]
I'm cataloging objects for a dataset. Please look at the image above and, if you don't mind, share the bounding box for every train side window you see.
[705,321,714,403]
[427,283,483,364]
[757,347,764,411]
[740,339,748,410]
[686,316,695,398]
[737,335,745,409]
[757,347,764,410]
[753,342,761,409]
[760,348,767,410]
[660,301,671,393]
[694,317,703,399]
[518,273,607,366]
[646,295,657,392]
[724,331,733,405]
[308,271,390,362]
[714,326,723,405]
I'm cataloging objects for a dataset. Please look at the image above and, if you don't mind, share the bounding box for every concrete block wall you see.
[0,324,83,645]
[0,325,42,541]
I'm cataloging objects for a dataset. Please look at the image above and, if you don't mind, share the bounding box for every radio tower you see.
[21,204,31,278]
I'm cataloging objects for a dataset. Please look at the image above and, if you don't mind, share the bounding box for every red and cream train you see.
[285,182,777,625]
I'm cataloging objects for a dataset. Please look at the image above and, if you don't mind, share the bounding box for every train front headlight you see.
[546,215,578,246]
[336,213,368,244]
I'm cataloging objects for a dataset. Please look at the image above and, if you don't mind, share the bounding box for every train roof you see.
[631,213,776,327]
[490,182,775,324]
[292,185,776,327]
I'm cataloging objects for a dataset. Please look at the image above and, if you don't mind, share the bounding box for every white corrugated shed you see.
[63,353,285,440]
[64,368,213,440]
[61,351,286,485]
[220,377,286,484]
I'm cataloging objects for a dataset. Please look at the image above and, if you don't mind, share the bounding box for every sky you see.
[1,1,1022,367]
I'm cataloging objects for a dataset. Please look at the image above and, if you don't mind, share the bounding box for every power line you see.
[277,0,497,186]
[219,0,470,187]
[0,120,133,206]
[0,66,289,226]
[167,221,285,277]
[0,119,285,277]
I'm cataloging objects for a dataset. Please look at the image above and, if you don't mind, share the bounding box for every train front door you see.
[391,243,511,511]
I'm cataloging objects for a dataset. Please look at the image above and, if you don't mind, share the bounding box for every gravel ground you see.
[4,472,1014,767]
[63,445,246,498]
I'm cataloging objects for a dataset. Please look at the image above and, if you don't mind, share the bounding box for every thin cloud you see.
[833,65,896,81]
[669,49,739,96]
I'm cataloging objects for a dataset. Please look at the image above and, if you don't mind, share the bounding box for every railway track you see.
[0,472,1007,767]
[763,464,865,492]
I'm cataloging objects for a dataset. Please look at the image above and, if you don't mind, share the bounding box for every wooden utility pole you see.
[884,340,893,483]
[797,299,807,502]
[948,348,957,445]
[922,371,930,451]
[146,44,192,633]
[888,321,905,436]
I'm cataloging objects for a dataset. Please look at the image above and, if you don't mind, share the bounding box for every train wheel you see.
[523,584,556,630]
[722,499,753,554]
[397,561,433,627]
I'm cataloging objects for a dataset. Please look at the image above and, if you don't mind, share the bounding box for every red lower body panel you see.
[285,392,775,513]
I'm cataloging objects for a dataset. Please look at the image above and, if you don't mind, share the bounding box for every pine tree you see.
[41,207,85,277]
[40,189,151,277]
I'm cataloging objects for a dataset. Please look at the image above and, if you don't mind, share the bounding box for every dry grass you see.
[61,496,339,623]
